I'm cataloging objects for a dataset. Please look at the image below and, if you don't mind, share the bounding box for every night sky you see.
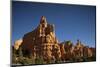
[12,1,96,47]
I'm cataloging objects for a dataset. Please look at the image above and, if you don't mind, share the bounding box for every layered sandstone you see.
[13,16,96,64]
[18,16,61,63]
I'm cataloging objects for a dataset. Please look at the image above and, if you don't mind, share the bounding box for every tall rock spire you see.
[40,16,47,28]
[16,16,61,64]
[40,16,47,24]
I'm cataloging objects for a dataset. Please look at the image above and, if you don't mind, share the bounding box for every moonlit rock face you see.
[14,39,23,50]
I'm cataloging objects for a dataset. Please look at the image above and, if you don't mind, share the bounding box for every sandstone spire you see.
[18,16,61,63]
[40,16,47,24]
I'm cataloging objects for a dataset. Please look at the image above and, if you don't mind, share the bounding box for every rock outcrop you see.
[13,16,96,64]
[20,16,61,63]
[14,39,23,50]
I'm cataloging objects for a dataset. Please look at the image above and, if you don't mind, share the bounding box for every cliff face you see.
[20,16,61,62]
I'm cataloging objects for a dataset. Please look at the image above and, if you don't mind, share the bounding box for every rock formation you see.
[14,39,23,50]
[18,16,61,63]
[13,16,96,64]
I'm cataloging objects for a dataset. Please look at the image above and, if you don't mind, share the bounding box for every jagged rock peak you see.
[40,16,47,24]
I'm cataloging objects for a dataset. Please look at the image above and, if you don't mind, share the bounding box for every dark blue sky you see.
[12,1,96,47]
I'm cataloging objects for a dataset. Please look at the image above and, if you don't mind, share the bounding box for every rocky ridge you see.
[13,16,96,64]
